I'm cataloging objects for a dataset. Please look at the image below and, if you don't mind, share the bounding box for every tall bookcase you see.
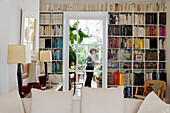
[107,10,167,98]
[39,1,167,98]
[39,11,63,75]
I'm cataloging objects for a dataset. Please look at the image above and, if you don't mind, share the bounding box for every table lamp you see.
[40,50,52,86]
[8,45,31,97]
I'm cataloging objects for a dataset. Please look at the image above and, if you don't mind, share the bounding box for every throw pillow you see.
[31,89,73,113]
[81,87,124,113]
[137,91,170,113]
[0,89,24,113]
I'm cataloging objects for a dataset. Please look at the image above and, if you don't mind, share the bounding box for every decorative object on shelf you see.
[136,54,142,61]
[20,9,37,57]
[8,45,31,97]
[40,50,52,86]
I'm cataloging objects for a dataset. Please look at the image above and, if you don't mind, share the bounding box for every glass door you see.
[63,12,108,96]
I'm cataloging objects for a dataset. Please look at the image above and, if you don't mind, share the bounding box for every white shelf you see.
[108,35,132,37]
[40,23,63,25]
[39,35,63,37]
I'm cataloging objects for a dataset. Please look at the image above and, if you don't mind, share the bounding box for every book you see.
[39,39,45,49]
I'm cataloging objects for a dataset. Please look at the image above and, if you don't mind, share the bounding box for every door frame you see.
[63,12,108,91]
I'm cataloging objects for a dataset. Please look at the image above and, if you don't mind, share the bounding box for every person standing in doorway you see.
[85,48,96,87]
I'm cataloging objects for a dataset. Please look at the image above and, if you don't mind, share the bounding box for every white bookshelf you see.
[39,1,167,98]
[39,10,63,75]
[107,10,166,98]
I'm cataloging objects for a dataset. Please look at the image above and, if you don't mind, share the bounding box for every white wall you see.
[0,0,10,95]
[166,0,170,104]
[0,0,39,95]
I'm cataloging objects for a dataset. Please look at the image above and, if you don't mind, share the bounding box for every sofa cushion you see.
[31,89,73,113]
[124,98,143,113]
[81,87,124,113]
[137,91,170,113]
[0,89,24,113]
[22,98,31,113]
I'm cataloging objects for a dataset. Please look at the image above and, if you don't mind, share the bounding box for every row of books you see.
[52,49,63,60]
[108,71,132,85]
[159,13,166,25]
[39,39,51,49]
[40,3,167,12]
[145,72,166,82]
[159,26,166,36]
[52,62,63,73]
[134,38,144,49]
[145,13,157,24]
[108,37,164,50]
[134,14,144,25]
[124,87,132,98]
[52,38,63,49]
[134,26,145,37]
[108,62,118,69]
[39,25,63,36]
[109,14,119,24]
[108,49,132,61]
[107,3,166,12]
[108,38,119,48]
[119,14,132,25]
[108,25,132,36]
[120,38,132,49]
[159,63,165,69]
[159,39,166,49]
[40,14,63,24]
[145,26,157,36]
[108,62,165,69]
[108,50,165,62]
[159,50,166,61]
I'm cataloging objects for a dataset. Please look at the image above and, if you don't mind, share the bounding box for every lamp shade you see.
[8,45,31,64]
[40,50,52,62]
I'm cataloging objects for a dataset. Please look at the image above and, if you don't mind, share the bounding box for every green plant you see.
[69,22,89,67]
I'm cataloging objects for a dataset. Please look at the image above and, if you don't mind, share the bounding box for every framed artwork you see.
[22,64,30,79]
[20,9,37,56]
[136,54,143,61]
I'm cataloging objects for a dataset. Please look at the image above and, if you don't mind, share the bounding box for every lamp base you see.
[17,63,23,97]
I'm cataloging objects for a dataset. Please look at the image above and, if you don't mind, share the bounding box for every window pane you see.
[78,46,103,71]
[69,20,77,44]
[69,45,77,71]
[77,20,103,44]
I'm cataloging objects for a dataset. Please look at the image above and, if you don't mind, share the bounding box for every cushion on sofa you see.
[22,98,31,113]
[81,87,124,113]
[124,98,143,113]
[0,89,24,113]
[31,89,73,113]
[137,91,170,113]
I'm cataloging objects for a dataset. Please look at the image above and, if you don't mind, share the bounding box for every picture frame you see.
[22,64,30,79]
[136,54,143,61]
[20,9,37,57]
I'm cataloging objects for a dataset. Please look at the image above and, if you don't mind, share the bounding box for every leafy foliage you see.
[69,22,89,67]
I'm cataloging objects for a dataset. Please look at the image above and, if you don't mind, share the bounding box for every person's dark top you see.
[86,55,95,67]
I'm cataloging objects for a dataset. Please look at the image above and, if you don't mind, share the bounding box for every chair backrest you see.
[143,80,166,98]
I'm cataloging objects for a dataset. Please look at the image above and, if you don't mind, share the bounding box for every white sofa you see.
[22,97,143,113]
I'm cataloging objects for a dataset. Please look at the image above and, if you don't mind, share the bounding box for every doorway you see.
[63,12,108,96]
